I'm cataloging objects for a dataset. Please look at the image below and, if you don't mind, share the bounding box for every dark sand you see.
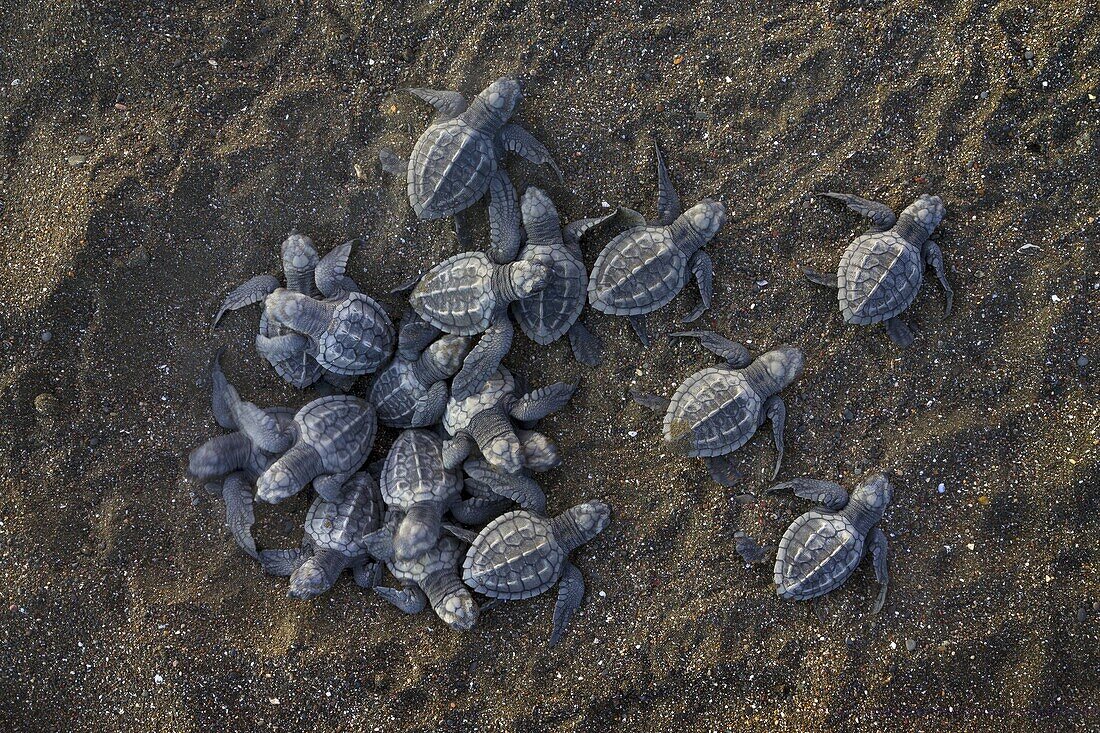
[1,1,1097,731]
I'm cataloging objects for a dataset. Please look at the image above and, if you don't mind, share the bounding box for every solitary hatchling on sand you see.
[737,474,892,612]
[379,77,562,257]
[804,192,953,347]
[449,501,611,645]
[632,331,803,486]
[260,471,384,599]
[442,366,575,474]
[588,144,727,345]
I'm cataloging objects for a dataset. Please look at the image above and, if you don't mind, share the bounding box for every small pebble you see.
[66,154,87,167]
[627,430,638,438]
[154,674,164,685]
[1024,50,1034,60]
[40,330,52,342]
[1077,355,1088,368]
[937,483,946,494]
[1077,607,1088,623]
[905,638,917,652]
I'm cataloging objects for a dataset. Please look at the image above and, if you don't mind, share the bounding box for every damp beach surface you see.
[0,1,1097,731]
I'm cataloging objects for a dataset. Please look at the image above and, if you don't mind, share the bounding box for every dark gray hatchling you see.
[442,366,576,474]
[371,513,480,631]
[632,331,804,487]
[510,186,615,367]
[259,471,384,599]
[368,316,471,428]
[188,351,295,559]
[804,192,953,347]
[451,430,558,525]
[254,395,378,505]
[449,500,611,645]
[587,144,727,345]
[737,473,892,613]
[214,234,367,389]
[409,246,551,400]
[379,76,562,257]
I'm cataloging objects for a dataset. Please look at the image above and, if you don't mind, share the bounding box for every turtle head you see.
[520,186,559,233]
[553,500,611,551]
[517,430,561,472]
[681,199,727,240]
[899,194,945,236]
[755,345,804,391]
[280,234,319,277]
[482,432,524,474]
[502,259,551,301]
[851,473,893,518]
[423,334,471,378]
[437,587,480,632]
[476,77,522,122]
[287,558,330,600]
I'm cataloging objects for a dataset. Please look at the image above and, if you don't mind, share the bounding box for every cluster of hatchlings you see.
[189,77,955,642]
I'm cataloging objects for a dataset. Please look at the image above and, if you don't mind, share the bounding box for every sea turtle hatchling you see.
[632,331,804,486]
[379,77,562,257]
[448,501,611,645]
[368,317,471,428]
[509,186,614,366]
[409,247,551,399]
[587,144,727,345]
[370,513,480,632]
[254,395,377,505]
[803,192,953,347]
[259,471,384,599]
[736,474,892,613]
[442,366,576,474]
[451,430,558,525]
[214,234,366,389]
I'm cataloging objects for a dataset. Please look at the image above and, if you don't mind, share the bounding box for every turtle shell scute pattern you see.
[295,396,377,472]
[407,120,497,219]
[462,511,565,599]
[774,511,864,601]
[304,473,382,557]
[443,368,514,435]
[837,232,924,325]
[369,358,424,427]
[410,252,497,335]
[316,293,395,376]
[664,368,764,457]
[387,535,465,583]
[511,243,586,344]
[381,429,462,509]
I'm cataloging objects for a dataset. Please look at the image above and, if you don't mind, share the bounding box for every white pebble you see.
[154,674,164,685]
[937,483,945,493]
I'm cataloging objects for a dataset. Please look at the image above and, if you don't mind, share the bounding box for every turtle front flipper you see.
[681,251,713,323]
[441,523,479,545]
[464,460,546,513]
[884,317,915,348]
[378,146,408,177]
[763,395,787,480]
[352,560,381,589]
[567,320,603,367]
[501,123,563,181]
[670,330,750,368]
[549,561,585,646]
[219,473,260,560]
[820,192,896,231]
[487,170,521,264]
[869,527,889,614]
[654,142,682,226]
[374,585,428,614]
[397,317,442,359]
[213,274,279,329]
[410,382,450,428]
[922,239,954,317]
[315,240,360,298]
[259,545,309,577]
[451,320,514,401]
[403,87,468,119]
[767,477,849,510]
[510,382,577,422]
[256,332,310,361]
[442,434,475,470]
[705,455,743,487]
[313,470,354,502]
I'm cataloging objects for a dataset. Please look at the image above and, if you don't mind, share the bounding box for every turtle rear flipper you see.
[705,455,743,487]
[884,317,915,348]
[734,532,772,564]
[213,275,279,329]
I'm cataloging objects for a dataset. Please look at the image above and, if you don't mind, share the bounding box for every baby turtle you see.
[369,318,471,428]
[510,186,611,366]
[738,474,892,613]
[588,144,727,345]
[804,192,953,347]
[632,331,804,486]
[255,395,377,504]
[260,471,384,599]
[214,235,364,389]
[409,249,551,398]
[379,77,562,256]
[371,514,480,631]
[450,501,611,645]
[451,431,558,525]
[442,366,575,474]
